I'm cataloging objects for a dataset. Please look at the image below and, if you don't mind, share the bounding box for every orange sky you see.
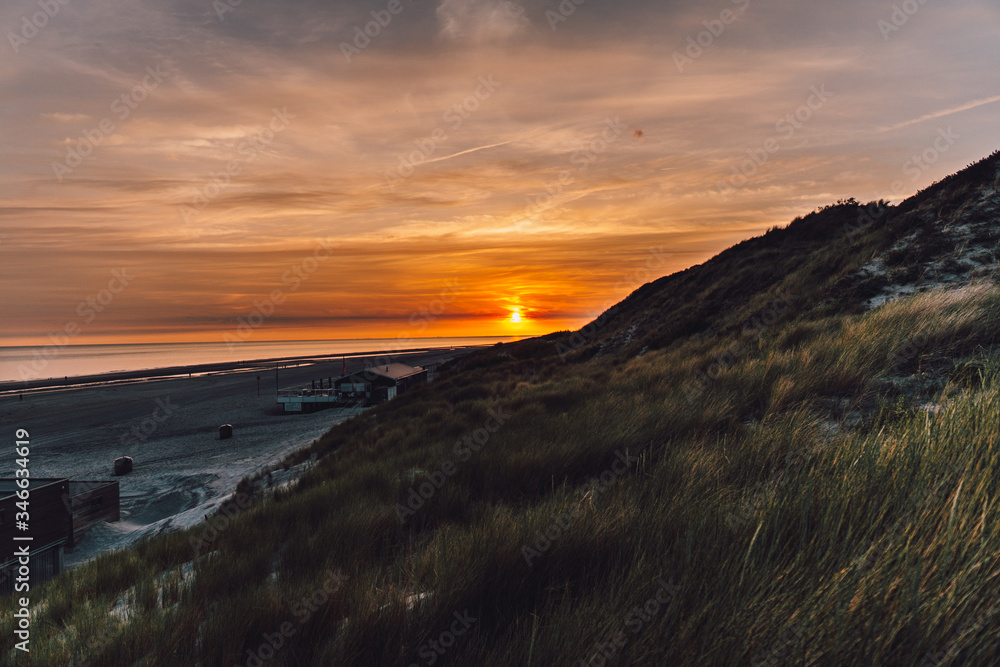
[3,0,1000,347]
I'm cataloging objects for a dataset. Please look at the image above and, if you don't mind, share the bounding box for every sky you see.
[2,0,999,347]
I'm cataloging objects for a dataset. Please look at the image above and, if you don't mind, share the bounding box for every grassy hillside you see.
[4,153,1000,666]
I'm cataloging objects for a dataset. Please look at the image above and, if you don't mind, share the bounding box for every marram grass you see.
[4,284,1000,665]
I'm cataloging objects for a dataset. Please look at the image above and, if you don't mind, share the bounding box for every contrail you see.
[880,94,1000,132]
[422,140,513,165]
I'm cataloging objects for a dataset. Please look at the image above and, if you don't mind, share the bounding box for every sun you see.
[509,309,522,324]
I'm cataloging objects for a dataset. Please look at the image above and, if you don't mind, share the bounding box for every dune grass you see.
[4,279,1000,665]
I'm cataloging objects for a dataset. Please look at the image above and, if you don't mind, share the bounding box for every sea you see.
[0,337,522,383]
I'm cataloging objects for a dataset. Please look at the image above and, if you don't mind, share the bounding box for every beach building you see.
[65,480,122,546]
[337,363,428,401]
[277,363,427,412]
[1,478,120,595]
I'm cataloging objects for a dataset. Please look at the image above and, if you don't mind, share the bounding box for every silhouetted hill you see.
[6,149,1000,666]
[482,150,1000,366]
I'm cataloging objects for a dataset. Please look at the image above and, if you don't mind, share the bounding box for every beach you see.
[0,346,477,567]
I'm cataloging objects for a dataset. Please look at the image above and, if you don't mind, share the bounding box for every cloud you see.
[436,0,529,43]
[4,0,1000,347]
[42,112,92,123]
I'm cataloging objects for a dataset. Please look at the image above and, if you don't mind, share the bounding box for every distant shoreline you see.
[0,344,490,394]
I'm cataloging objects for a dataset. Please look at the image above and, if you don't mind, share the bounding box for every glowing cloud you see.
[436,0,530,43]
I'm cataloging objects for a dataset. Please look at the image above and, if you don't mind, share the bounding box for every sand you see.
[0,347,476,567]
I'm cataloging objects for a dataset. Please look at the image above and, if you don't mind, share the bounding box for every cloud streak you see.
[880,94,1000,132]
[2,0,1000,345]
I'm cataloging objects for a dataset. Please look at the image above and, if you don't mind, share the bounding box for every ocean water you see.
[0,337,521,383]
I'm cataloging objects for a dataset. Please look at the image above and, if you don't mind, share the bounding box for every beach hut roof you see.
[368,363,425,381]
